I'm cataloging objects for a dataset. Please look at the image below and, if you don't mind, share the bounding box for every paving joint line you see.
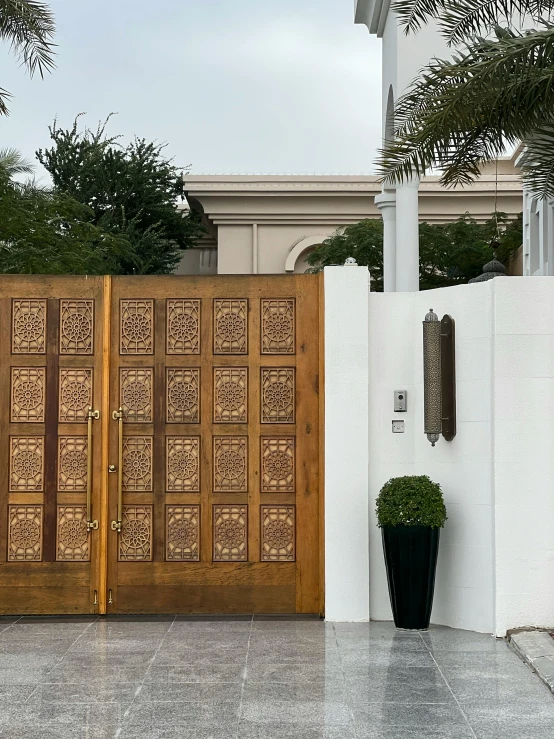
[418,631,479,739]
[116,614,178,735]
[333,622,360,739]
[233,614,254,739]
[25,616,99,703]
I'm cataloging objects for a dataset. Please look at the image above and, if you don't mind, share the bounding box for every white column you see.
[252,223,258,274]
[375,190,397,292]
[395,177,420,291]
[324,265,370,621]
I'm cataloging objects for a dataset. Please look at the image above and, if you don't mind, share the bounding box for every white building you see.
[355,0,544,288]
[355,0,452,291]
[523,191,554,276]
[180,171,522,276]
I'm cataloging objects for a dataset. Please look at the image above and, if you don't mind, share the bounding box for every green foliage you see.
[306,220,384,289]
[306,213,522,289]
[36,115,205,274]
[0,166,135,274]
[0,0,56,115]
[379,0,554,200]
[376,475,447,528]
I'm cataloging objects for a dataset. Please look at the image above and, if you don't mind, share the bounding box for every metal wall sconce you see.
[423,309,456,446]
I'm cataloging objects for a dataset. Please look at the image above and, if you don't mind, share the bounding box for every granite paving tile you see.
[135,682,242,702]
[343,664,444,686]
[236,723,356,739]
[350,702,469,728]
[26,683,141,704]
[0,667,55,685]
[146,664,246,683]
[43,663,149,684]
[246,663,344,683]
[0,686,36,702]
[240,700,353,726]
[0,702,125,726]
[353,727,475,739]
[126,699,240,726]
[340,648,436,668]
[153,645,248,665]
[243,681,349,703]
[347,680,455,704]
[0,728,120,739]
[120,728,234,739]
[448,674,553,704]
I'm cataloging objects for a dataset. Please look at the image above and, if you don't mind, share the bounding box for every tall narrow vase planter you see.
[382,525,440,630]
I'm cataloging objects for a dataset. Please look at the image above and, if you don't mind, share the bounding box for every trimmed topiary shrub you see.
[376,475,447,528]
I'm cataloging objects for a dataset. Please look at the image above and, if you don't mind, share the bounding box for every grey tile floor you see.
[0,615,552,738]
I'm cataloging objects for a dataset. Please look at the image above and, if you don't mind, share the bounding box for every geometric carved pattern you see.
[167,368,200,423]
[119,506,152,561]
[261,506,295,562]
[166,505,200,561]
[214,368,247,423]
[423,319,442,438]
[59,299,94,354]
[261,437,295,492]
[56,506,90,561]
[261,368,295,424]
[167,299,200,354]
[59,369,93,422]
[120,368,153,423]
[58,437,88,491]
[122,437,153,491]
[120,299,154,355]
[166,437,200,492]
[213,436,247,493]
[8,505,42,561]
[10,437,44,491]
[12,299,46,354]
[11,367,46,423]
[261,299,295,354]
[213,505,247,562]
[213,299,248,354]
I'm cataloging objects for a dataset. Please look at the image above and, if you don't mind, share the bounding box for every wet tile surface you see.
[0,617,551,738]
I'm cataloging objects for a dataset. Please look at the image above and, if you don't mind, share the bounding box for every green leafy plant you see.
[376,475,447,528]
[36,114,205,274]
[306,214,522,289]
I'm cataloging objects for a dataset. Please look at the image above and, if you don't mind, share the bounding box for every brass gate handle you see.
[111,408,123,532]
[86,408,100,531]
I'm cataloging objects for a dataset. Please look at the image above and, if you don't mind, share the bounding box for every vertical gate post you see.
[324,265,370,621]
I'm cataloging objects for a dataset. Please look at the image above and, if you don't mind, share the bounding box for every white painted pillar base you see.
[395,177,420,291]
[324,265,370,621]
[375,190,397,292]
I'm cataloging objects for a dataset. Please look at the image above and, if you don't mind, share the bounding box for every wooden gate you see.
[0,275,323,615]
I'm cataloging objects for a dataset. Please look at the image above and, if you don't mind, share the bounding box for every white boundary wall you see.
[325,267,554,635]
[324,266,370,621]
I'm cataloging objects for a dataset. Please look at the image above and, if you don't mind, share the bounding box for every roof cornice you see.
[354,0,389,37]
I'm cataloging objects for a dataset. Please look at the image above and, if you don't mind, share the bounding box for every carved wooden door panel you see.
[0,276,106,614]
[106,275,322,614]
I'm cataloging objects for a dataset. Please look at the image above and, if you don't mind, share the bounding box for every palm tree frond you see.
[519,124,554,199]
[393,0,554,36]
[0,146,34,176]
[378,28,554,197]
[0,0,56,77]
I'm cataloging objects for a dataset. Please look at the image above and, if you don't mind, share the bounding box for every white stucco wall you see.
[324,266,370,621]
[366,277,554,636]
[368,283,495,633]
[493,278,554,635]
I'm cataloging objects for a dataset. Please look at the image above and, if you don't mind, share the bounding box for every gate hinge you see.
[88,409,100,420]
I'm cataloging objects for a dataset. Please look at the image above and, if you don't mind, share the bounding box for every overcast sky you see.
[0,0,381,181]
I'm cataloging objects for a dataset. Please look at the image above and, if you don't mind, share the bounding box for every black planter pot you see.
[382,524,440,630]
